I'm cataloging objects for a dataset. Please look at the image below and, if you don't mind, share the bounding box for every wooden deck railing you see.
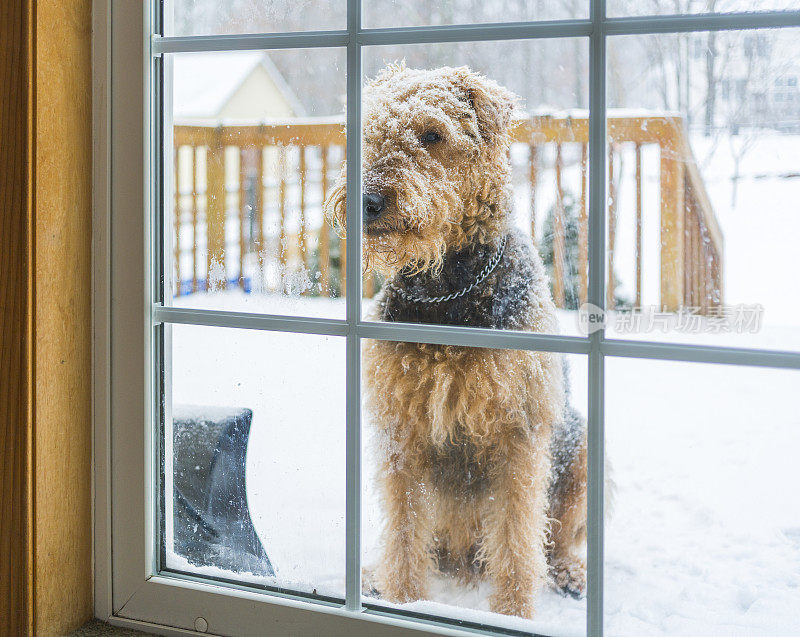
[173,114,723,312]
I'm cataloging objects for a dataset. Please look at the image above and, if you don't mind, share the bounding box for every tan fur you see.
[325,64,587,618]
[364,342,565,616]
[327,63,516,275]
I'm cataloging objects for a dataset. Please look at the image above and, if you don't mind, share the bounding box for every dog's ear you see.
[457,69,518,144]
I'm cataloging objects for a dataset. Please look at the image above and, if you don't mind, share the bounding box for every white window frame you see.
[93,1,800,635]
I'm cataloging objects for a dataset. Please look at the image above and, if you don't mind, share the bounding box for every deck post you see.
[174,147,181,296]
[660,124,685,312]
[553,143,566,308]
[319,146,331,296]
[254,146,264,292]
[206,130,226,290]
[278,145,288,275]
[238,149,246,290]
[191,147,199,293]
[635,143,642,308]
[579,143,588,307]
[607,144,618,310]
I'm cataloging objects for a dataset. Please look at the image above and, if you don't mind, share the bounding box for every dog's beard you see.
[362,226,447,276]
[361,193,455,276]
[325,172,459,277]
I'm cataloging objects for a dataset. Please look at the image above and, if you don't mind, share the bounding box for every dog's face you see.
[325,65,517,275]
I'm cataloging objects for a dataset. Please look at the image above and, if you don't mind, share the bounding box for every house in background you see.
[172,50,306,121]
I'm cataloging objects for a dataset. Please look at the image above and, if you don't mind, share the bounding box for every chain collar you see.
[387,235,507,304]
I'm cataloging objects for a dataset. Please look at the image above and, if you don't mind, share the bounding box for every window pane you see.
[361,341,588,635]
[363,0,588,28]
[350,40,588,337]
[605,357,800,635]
[609,0,799,17]
[604,29,800,350]
[164,1,344,36]
[166,48,346,318]
[164,325,345,600]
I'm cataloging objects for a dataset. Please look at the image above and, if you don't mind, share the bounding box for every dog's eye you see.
[420,131,442,144]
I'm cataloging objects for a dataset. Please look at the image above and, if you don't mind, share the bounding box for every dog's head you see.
[325,64,518,275]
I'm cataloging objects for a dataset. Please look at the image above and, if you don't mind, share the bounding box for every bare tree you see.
[725,34,762,207]
[701,0,719,137]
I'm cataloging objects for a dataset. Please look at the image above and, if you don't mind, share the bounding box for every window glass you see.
[363,0,587,28]
[609,0,800,17]
[145,1,800,634]
[605,357,800,635]
[355,39,589,337]
[164,1,344,36]
[605,29,800,350]
[167,48,346,318]
[164,325,346,599]
[362,344,589,635]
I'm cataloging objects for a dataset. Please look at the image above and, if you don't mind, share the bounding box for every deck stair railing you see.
[173,113,723,313]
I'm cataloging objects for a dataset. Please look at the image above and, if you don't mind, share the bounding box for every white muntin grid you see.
[150,2,800,635]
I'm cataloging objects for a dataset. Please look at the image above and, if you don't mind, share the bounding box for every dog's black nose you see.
[363,192,386,222]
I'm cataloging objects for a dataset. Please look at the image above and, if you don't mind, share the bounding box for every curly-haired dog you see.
[325,64,588,618]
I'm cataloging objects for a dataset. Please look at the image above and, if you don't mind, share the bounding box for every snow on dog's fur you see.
[325,64,588,618]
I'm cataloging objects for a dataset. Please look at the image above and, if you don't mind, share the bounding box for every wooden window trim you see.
[1,2,93,635]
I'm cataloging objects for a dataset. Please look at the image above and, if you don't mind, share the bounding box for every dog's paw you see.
[489,590,534,619]
[550,555,586,599]
[376,570,428,604]
[379,581,425,604]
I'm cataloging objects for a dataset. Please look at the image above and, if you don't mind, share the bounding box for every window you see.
[98,2,800,636]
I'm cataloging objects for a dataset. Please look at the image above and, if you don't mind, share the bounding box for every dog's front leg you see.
[482,433,550,619]
[377,459,432,604]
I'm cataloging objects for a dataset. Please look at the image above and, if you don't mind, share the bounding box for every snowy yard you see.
[166,294,800,637]
[165,132,800,635]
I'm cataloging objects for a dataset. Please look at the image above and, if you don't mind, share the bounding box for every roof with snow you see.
[172,51,305,120]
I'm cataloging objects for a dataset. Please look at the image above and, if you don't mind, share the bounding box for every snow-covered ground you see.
[166,293,800,636]
[166,131,800,635]
[604,357,800,637]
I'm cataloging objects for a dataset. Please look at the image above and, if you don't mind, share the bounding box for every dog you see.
[325,64,588,619]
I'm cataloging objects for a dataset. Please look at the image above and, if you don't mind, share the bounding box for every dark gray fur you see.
[377,228,545,330]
